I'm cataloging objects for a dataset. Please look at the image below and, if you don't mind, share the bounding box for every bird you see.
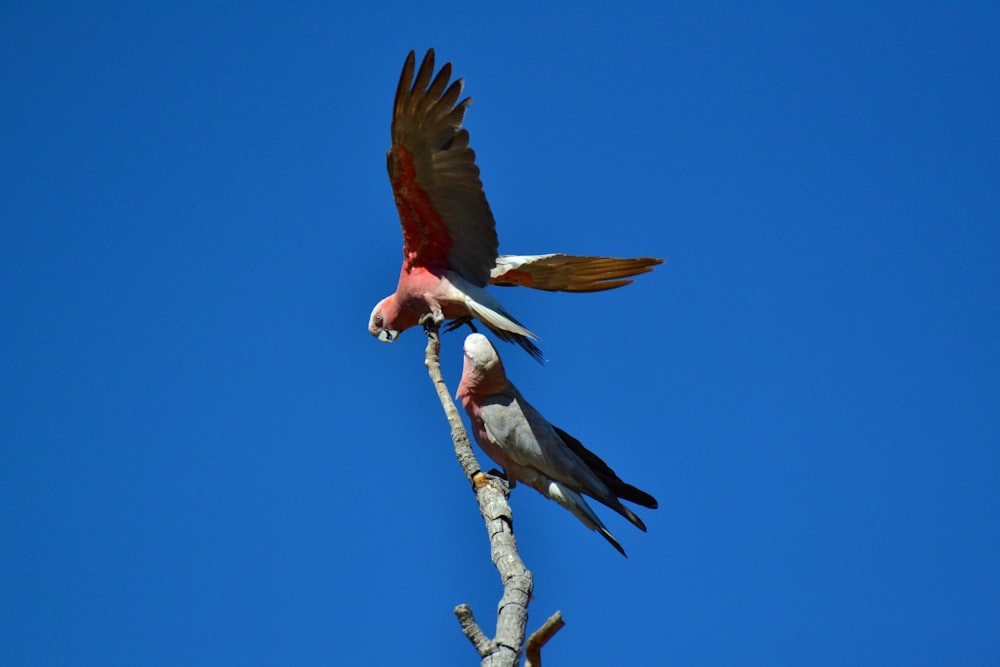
[456,333,657,556]
[368,49,662,362]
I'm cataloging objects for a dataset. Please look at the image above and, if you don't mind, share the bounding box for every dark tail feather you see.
[597,526,628,558]
[514,335,544,364]
[615,501,647,532]
[553,425,658,509]
[487,327,545,364]
[613,481,658,510]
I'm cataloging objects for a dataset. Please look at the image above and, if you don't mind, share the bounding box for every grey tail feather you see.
[552,426,658,509]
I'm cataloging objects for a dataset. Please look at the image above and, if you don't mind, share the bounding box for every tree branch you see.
[423,324,535,666]
[422,324,480,480]
[524,611,566,667]
[455,603,496,656]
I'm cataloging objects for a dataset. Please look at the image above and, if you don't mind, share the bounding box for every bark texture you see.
[423,325,539,666]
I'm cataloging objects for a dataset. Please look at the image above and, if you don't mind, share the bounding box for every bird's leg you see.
[443,316,478,335]
[485,468,513,488]
[419,298,447,333]
[471,469,514,493]
[428,299,446,325]
[419,313,442,339]
[471,471,491,491]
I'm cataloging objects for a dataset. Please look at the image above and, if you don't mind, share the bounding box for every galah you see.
[368,49,663,362]
[456,333,657,556]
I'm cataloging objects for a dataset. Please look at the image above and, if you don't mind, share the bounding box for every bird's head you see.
[368,297,399,343]
[460,333,508,394]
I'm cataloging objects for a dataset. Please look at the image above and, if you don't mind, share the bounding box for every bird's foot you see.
[471,469,513,493]
[471,471,491,491]
[443,317,478,335]
[419,312,441,335]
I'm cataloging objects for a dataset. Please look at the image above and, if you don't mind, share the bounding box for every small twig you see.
[524,611,566,667]
[423,324,534,667]
[455,604,497,657]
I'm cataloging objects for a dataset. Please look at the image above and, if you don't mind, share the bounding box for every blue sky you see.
[2,3,998,665]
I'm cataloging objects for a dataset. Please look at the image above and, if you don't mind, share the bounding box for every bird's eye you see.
[373,314,383,328]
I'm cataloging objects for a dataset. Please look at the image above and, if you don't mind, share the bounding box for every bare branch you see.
[423,325,480,479]
[524,611,566,667]
[455,604,496,657]
[423,325,534,667]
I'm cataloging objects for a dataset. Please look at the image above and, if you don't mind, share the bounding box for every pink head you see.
[368,294,415,343]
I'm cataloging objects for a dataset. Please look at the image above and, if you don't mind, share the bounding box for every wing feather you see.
[552,425,658,509]
[481,389,654,531]
[387,49,498,286]
[491,254,664,292]
[480,390,612,499]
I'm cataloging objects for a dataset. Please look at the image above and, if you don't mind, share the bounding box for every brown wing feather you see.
[491,254,664,292]
[387,49,498,287]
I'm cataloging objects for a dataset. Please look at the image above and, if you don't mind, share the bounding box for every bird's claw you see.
[487,468,515,487]
[419,312,443,334]
[443,317,478,335]
[471,471,491,491]
[471,469,512,492]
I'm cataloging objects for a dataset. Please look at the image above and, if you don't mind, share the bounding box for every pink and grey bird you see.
[456,333,657,556]
[368,49,663,361]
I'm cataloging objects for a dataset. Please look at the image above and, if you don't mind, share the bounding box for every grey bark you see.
[422,325,536,666]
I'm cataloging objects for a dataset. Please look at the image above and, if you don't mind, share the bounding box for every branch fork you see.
[423,324,563,665]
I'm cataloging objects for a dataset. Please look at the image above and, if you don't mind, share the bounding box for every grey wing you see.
[480,389,610,497]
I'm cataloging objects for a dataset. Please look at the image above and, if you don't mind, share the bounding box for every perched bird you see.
[456,333,657,556]
[368,49,662,362]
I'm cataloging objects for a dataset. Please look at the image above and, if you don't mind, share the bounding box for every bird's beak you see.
[377,329,398,343]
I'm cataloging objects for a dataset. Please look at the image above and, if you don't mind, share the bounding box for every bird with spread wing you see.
[368,49,662,361]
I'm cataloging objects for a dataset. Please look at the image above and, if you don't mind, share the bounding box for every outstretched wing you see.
[491,254,664,292]
[387,49,498,287]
